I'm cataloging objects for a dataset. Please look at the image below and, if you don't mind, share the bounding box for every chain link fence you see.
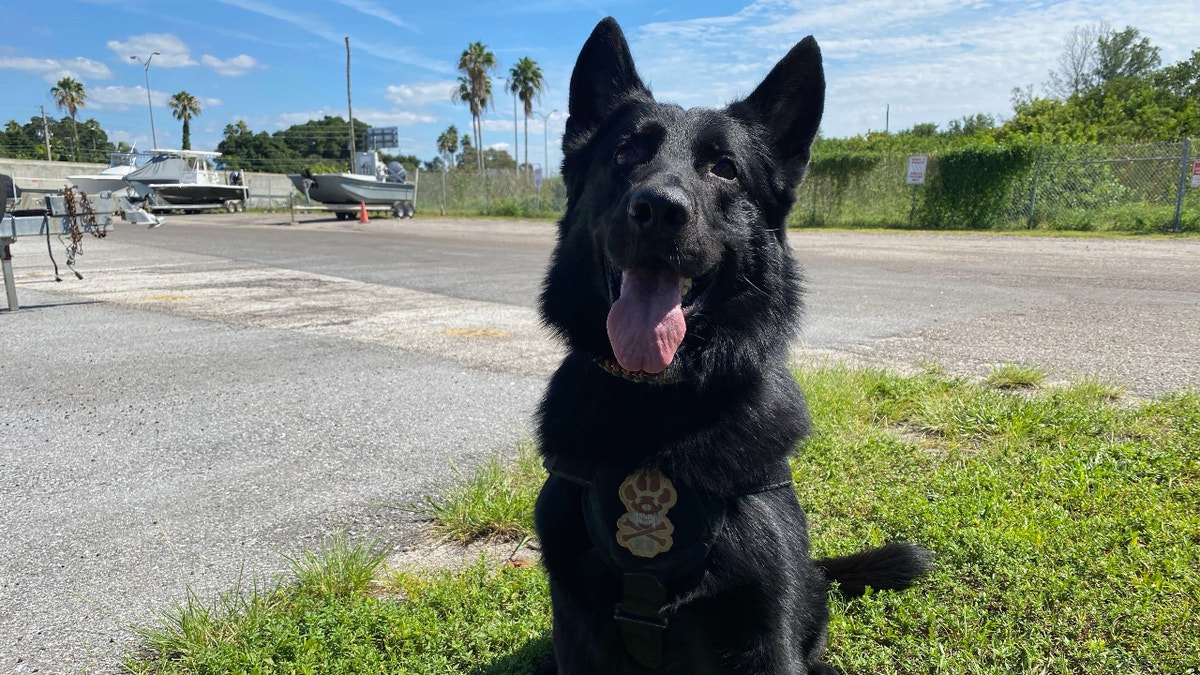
[795,140,1199,233]
[33,139,1181,229]
[413,169,566,217]
[241,168,568,217]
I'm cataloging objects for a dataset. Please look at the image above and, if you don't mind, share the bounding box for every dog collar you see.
[594,357,681,385]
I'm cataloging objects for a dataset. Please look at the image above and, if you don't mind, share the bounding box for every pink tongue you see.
[606,267,686,374]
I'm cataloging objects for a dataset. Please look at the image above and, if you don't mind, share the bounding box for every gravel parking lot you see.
[1,212,1197,672]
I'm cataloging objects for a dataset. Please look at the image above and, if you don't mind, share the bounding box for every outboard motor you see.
[386,161,407,183]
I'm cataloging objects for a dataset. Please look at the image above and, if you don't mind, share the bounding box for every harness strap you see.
[543,455,794,672]
[614,572,669,670]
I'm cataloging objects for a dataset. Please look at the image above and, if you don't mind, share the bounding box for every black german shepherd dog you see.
[534,17,931,674]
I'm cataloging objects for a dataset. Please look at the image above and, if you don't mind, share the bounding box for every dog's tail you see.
[815,542,934,598]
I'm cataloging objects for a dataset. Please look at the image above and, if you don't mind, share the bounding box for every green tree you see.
[507,56,545,171]
[1046,22,1107,99]
[1,120,34,159]
[216,120,300,172]
[168,91,202,150]
[945,114,996,138]
[275,116,370,164]
[456,41,497,172]
[906,122,938,137]
[1095,26,1161,85]
[482,147,517,171]
[50,76,86,161]
[436,125,460,169]
[1153,49,1200,100]
[458,132,474,169]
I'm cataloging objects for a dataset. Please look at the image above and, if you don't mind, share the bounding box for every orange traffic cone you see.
[358,201,369,223]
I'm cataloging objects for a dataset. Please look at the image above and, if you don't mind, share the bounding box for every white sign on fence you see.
[534,167,544,189]
[1191,161,1200,189]
[906,155,928,185]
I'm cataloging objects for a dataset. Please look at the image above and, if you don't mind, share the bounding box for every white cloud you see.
[84,86,221,111]
[216,0,451,74]
[353,108,438,126]
[332,0,415,31]
[201,54,259,76]
[623,0,1199,138]
[87,85,169,110]
[482,118,518,133]
[108,34,197,68]
[272,106,435,131]
[273,107,342,129]
[0,56,113,83]
[385,81,460,107]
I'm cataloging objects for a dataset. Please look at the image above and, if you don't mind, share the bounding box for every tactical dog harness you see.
[544,455,794,671]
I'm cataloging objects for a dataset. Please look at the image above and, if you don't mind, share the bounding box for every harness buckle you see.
[613,606,669,630]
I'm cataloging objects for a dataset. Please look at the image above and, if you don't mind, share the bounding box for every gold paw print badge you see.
[616,469,678,558]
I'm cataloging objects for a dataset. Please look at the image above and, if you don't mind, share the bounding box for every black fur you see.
[535,17,931,674]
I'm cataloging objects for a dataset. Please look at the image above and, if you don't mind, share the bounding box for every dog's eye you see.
[614,145,639,166]
[711,158,738,180]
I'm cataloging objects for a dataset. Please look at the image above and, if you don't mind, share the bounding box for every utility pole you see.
[130,52,161,148]
[345,37,356,162]
[505,78,518,172]
[540,110,557,177]
[40,106,52,159]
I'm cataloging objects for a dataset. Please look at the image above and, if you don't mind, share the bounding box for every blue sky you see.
[1,1,1195,171]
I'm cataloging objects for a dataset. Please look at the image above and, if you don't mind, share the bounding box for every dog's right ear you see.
[564,17,649,151]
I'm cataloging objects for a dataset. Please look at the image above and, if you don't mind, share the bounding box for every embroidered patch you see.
[616,469,678,558]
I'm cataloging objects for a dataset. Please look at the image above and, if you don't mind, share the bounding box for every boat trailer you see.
[1,188,162,312]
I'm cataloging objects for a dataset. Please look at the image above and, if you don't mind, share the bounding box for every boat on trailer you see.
[67,151,145,197]
[289,151,417,219]
[125,150,249,212]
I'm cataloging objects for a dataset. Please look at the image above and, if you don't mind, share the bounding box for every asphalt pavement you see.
[1,212,1197,673]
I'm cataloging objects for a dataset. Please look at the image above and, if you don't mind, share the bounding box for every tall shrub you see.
[919,144,1035,228]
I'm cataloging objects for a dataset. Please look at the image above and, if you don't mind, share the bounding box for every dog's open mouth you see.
[604,260,718,377]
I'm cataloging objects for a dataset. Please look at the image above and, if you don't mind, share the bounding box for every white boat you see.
[67,151,143,197]
[289,151,416,217]
[125,150,249,211]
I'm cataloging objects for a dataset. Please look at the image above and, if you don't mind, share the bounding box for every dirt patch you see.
[387,531,542,573]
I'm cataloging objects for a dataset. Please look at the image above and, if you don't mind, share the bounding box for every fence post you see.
[1027,146,1043,229]
[1173,138,1190,233]
[907,184,918,227]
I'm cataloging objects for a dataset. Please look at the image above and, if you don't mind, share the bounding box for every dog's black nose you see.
[628,185,691,232]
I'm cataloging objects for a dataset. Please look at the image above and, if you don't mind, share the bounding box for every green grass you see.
[126,537,550,674]
[414,439,544,544]
[126,366,1200,674]
[981,362,1046,389]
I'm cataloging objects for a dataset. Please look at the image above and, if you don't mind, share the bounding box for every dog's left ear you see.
[729,37,825,185]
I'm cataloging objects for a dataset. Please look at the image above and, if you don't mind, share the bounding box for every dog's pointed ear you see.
[564,17,649,150]
[730,36,825,184]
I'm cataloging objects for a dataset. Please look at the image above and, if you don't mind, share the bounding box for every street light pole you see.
[539,110,557,177]
[130,52,161,149]
[504,77,518,173]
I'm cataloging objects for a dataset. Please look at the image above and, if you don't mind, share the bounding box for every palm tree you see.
[50,77,87,161]
[454,42,497,172]
[436,124,460,169]
[508,57,545,173]
[168,91,202,150]
[459,133,474,169]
